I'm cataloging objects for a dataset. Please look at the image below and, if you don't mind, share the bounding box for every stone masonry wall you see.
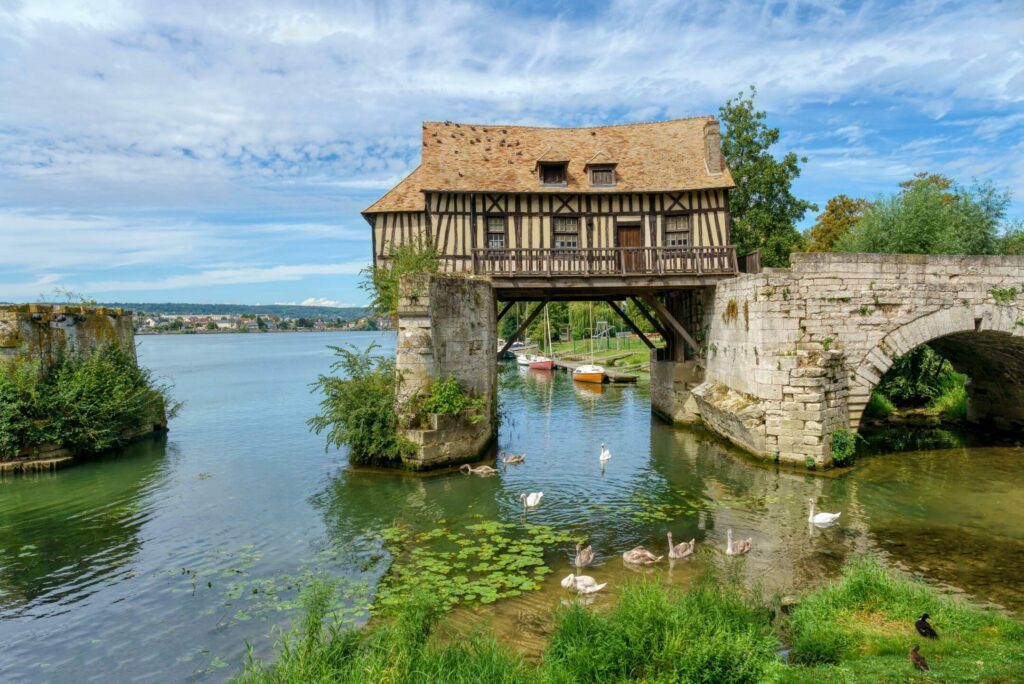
[395,274,497,469]
[686,253,1024,467]
[1,304,135,370]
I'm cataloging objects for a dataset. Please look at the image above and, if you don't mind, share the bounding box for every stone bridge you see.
[653,252,1024,467]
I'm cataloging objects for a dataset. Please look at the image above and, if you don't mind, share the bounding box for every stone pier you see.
[395,274,498,469]
[651,253,1024,467]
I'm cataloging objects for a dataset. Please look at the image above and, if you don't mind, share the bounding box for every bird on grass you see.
[667,532,695,560]
[574,543,594,568]
[808,498,841,525]
[561,573,606,594]
[622,546,662,565]
[909,644,930,672]
[915,613,939,639]
[520,492,543,510]
[725,529,752,556]
[599,442,612,463]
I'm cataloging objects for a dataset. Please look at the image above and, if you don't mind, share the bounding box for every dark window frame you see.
[662,212,692,248]
[588,165,616,187]
[538,162,568,187]
[551,215,581,249]
[485,214,507,249]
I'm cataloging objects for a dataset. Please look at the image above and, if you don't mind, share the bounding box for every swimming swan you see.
[501,450,525,465]
[560,573,607,594]
[599,442,612,463]
[520,492,544,509]
[725,529,752,556]
[622,546,663,564]
[574,543,594,568]
[460,464,497,476]
[808,498,841,525]
[667,532,695,559]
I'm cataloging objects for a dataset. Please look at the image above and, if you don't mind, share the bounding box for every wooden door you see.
[616,223,643,272]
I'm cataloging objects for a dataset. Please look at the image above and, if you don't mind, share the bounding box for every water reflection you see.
[0,436,169,616]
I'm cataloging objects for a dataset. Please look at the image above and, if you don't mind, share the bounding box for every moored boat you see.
[529,355,554,370]
[516,354,534,366]
[572,364,606,384]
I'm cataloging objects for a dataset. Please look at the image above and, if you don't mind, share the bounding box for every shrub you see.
[360,239,439,318]
[419,376,486,424]
[308,343,415,466]
[0,346,173,460]
[829,428,857,467]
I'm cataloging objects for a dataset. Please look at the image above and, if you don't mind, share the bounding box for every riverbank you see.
[236,559,1024,682]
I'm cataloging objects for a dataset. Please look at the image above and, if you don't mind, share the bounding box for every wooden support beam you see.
[498,300,548,358]
[628,296,669,340]
[640,294,698,354]
[496,301,515,324]
[605,299,655,350]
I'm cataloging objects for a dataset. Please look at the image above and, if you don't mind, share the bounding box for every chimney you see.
[703,118,723,175]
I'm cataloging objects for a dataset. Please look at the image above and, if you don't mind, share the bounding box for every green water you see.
[0,332,1021,681]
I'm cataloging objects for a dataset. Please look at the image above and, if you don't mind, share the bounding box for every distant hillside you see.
[102,302,369,320]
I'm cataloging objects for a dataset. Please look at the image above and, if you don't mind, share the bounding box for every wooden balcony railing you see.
[472,246,738,277]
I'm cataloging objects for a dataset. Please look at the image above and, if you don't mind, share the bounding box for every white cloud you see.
[275,297,358,308]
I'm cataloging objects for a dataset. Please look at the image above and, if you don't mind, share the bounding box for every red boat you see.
[529,355,554,370]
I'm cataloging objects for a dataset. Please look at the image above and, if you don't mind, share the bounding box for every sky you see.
[1,0,1022,307]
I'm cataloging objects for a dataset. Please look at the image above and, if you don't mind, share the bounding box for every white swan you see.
[808,498,841,525]
[599,442,612,463]
[667,532,695,560]
[560,573,607,594]
[520,492,544,509]
[725,529,752,556]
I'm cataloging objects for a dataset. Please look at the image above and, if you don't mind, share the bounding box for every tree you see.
[205,321,218,331]
[719,86,817,267]
[836,176,1009,256]
[806,195,870,252]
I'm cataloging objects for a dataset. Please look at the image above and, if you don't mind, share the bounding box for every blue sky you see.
[1,0,1022,306]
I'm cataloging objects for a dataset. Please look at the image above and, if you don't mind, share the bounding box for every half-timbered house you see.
[363,116,738,302]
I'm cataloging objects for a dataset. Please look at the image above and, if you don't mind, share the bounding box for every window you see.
[665,214,690,247]
[486,216,506,249]
[539,162,567,186]
[589,165,615,187]
[553,216,579,248]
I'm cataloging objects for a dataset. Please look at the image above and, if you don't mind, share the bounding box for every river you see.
[1,332,1021,681]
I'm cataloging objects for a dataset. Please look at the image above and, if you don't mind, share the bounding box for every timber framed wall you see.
[371,190,731,272]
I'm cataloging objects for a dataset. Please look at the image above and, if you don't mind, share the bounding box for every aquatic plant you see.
[308,342,416,466]
[375,520,576,612]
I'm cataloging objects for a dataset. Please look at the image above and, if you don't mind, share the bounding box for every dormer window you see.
[589,165,615,187]
[539,162,567,186]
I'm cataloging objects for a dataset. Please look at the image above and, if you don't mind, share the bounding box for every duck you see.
[622,546,663,565]
[915,613,939,639]
[574,543,594,568]
[500,450,525,465]
[560,573,607,594]
[459,464,497,476]
[909,645,930,672]
[520,492,544,509]
[725,529,752,556]
[808,498,842,525]
[599,442,612,463]
[667,532,695,560]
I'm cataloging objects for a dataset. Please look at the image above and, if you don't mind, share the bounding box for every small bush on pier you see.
[0,345,173,460]
[308,343,415,466]
[361,240,439,318]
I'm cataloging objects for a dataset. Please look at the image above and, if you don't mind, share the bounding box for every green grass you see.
[780,559,1024,683]
[238,561,1024,683]
[927,380,967,422]
[864,392,895,419]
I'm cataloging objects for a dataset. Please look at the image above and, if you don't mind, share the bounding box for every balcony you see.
[471,246,738,299]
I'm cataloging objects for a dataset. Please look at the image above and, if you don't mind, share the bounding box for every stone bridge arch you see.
[663,252,1024,467]
[849,304,1024,432]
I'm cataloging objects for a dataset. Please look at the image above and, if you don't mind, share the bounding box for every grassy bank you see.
[0,345,174,461]
[237,560,1023,682]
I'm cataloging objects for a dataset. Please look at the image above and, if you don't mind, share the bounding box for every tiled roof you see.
[364,116,734,213]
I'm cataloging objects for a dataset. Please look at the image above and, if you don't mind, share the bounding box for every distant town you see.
[133,310,391,334]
